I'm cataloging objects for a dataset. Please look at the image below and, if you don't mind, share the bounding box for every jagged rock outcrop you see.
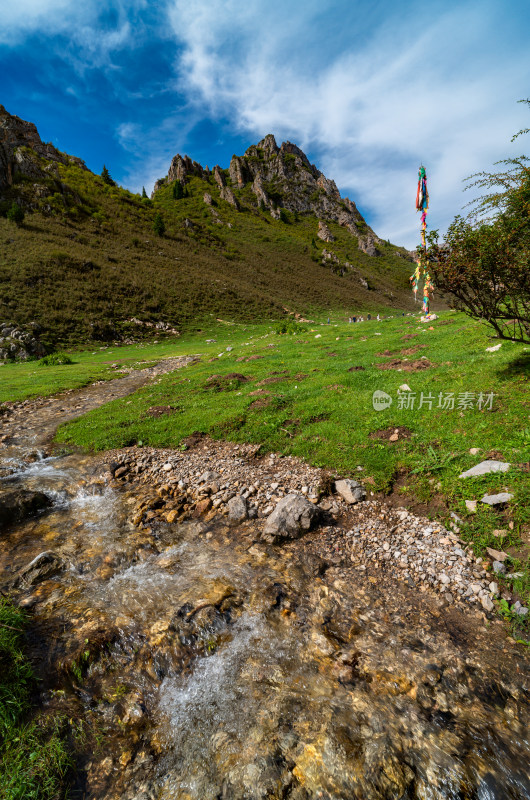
[169,154,206,184]
[211,164,240,209]
[0,321,47,361]
[154,132,383,252]
[317,221,334,242]
[0,104,86,192]
[229,155,250,187]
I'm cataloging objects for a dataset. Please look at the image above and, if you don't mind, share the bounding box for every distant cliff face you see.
[0,105,86,191]
[154,134,381,255]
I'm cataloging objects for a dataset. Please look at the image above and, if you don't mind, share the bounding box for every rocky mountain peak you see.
[155,134,382,255]
[253,133,279,155]
[0,105,86,190]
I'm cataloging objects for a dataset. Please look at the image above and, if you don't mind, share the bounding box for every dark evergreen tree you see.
[173,181,184,200]
[101,165,115,186]
[142,186,148,198]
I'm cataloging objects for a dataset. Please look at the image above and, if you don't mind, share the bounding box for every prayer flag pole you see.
[411,165,435,320]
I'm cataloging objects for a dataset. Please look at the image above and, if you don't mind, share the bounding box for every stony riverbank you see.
[101,437,510,618]
[1,370,529,799]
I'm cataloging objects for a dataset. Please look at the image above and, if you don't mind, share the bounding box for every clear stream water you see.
[0,369,529,799]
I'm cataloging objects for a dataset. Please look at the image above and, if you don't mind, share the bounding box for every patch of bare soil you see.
[377,358,435,372]
[181,431,208,450]
[280,418,300,437]
[370,426,413,442]
[376,468,449,517]
[326,384,344,391]
[205,373,251,390]
[377,345,427,357]
[401,333,419,340]
[236,355,264,363]
[248,396,273,410]
[257,371,289,386]
[486,450,506,461]
[347,366,366,372]
[145,406,179,418]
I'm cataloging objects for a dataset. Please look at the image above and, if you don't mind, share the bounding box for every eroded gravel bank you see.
[101,437,505,618]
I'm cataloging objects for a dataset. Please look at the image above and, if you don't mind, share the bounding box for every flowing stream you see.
[0,364,529,799]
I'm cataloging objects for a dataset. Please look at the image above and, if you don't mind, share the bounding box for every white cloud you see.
[0,0,140,63]
[0,0,73,38]
[167,0,530,247]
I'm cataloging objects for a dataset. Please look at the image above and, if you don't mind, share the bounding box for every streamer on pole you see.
[411,165,436,320]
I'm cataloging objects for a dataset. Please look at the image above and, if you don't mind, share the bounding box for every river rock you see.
[480,595,494,612]
[334,478,366,505]
[227,495,248,523]
[13,550,64,587]
[481,492,513,505]
[492,561,506,575]
[486,547,508,562]
[263,493,322,542]
[0,488,52,527]
[199,470,219,483]
[458,461,510,479]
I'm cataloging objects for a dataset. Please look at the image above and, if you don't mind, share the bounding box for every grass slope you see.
[1,161,422,348]
[43,311,530,634]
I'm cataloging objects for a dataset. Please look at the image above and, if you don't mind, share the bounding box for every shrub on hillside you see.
[7,203,25,225]
[275,319,306,335]
[38,352,73,366]
[153,213,166,236]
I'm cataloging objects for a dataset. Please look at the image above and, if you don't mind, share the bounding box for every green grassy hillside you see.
[1,160,426,348]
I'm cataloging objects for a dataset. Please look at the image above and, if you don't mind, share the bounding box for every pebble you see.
[492,561,506,575]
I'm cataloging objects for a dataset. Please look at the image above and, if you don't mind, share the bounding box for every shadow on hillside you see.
[497,352,530,379]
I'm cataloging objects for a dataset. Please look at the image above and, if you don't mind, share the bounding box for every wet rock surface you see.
[0,364,529,799]
[0,487,52,526]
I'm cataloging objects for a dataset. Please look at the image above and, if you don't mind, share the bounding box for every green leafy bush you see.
[38,353,73,366]
[153,212,166,236]
[275,319,305,334]
[6,203,25,225]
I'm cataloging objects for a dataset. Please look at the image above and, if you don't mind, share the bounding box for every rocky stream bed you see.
[0,359,529,799]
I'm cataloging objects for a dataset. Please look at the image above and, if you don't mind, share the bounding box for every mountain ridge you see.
[0,104,421,350]
[153,133,382,256]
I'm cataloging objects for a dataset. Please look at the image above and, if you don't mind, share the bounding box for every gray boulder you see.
[227,495,248,524]
[263,493,322,542]
[459,460,510,479]
[481,492,513,505]
[334,478,366,505]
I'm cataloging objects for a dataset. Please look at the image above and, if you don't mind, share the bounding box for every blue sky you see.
[1,0,529,248]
